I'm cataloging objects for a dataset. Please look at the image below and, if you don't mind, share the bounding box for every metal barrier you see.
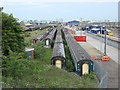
[93,61,108,88]
[86,33,119,49]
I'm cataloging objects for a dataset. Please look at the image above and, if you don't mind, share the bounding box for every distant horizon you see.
[17,19,118,23]
[1,1,119,22]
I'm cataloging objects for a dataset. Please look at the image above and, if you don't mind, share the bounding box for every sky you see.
[0,0,119,22]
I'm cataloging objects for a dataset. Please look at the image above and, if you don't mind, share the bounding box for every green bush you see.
[2,50,47,79]
[51,40,55,48]
[83,72,96,80]
[64,46,75,72]
[2,26,98,88]
[2,12,25,56]
[25,34,30,37]
[33,42,45,60]
[32,41,52,64]
[2,51,30,78]
[63,39,67,46]
[61,30,75,72]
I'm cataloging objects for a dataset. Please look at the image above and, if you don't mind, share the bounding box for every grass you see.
[2,60,98,88]
[2,27,99,88]
[24,28,50,47]
[42,48,52,64]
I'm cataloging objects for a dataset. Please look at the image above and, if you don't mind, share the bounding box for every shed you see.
[25,48,34,59]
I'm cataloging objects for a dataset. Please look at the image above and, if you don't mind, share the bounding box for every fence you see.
[93,61,108,88]
[86,33,119,49]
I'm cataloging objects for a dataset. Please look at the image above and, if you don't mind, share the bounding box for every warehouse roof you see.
[67,20,80,24]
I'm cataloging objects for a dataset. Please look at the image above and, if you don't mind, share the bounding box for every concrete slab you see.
[85,33,119,64]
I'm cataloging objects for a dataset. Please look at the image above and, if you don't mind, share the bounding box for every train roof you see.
[91,28,100,30]
[55,29,63,43]
[45,29,56,40]
[64,30,93,62]
[52,43,65,58]
[34,31,48,40]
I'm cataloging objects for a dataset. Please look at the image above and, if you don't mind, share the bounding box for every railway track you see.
[94,33,119,42]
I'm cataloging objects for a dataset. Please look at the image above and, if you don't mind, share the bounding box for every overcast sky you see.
[0,0,119,21]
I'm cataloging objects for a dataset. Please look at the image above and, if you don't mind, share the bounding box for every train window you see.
[46,40,49,45]
[82,63,89,75]
[55,60,62,69]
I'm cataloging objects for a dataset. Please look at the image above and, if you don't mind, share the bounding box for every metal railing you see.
[86,33,119,49]
[93,61,108,88]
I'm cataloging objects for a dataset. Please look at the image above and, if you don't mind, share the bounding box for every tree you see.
[2,12,25,55]
[20,21,25,25]
[28,20,33,24]
[34,20,38,25]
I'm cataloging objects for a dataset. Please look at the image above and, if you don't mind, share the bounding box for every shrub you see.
[64,46,75,72]
[84,72,96,80]
[33,42,45,60]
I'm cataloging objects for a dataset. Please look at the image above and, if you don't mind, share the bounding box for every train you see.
[51,28,66,69]
[86,25,113,36]
[63,28,94,76]
[44,28,57,48]
[32,29,52,44]
[107,30,113,36]
[23,25,50,31]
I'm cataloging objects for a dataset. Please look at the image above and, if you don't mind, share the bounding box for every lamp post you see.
[104,20,109,56]
[104,26,107,56]
[101,20,110,61]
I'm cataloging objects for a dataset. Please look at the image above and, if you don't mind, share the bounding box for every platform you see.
[78,38,118,88]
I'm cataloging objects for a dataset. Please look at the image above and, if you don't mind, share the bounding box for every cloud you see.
[1,0,119,3]
[1,0,119,14]
[1,1,53,8]
[0,0,119,6]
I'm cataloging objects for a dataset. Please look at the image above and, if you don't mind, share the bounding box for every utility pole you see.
[104,20,109,56]
[104,26,107,56]
[100,20,103,57]
[103,20,107,56]
[61,18,63,27]
[101,20,110,61]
